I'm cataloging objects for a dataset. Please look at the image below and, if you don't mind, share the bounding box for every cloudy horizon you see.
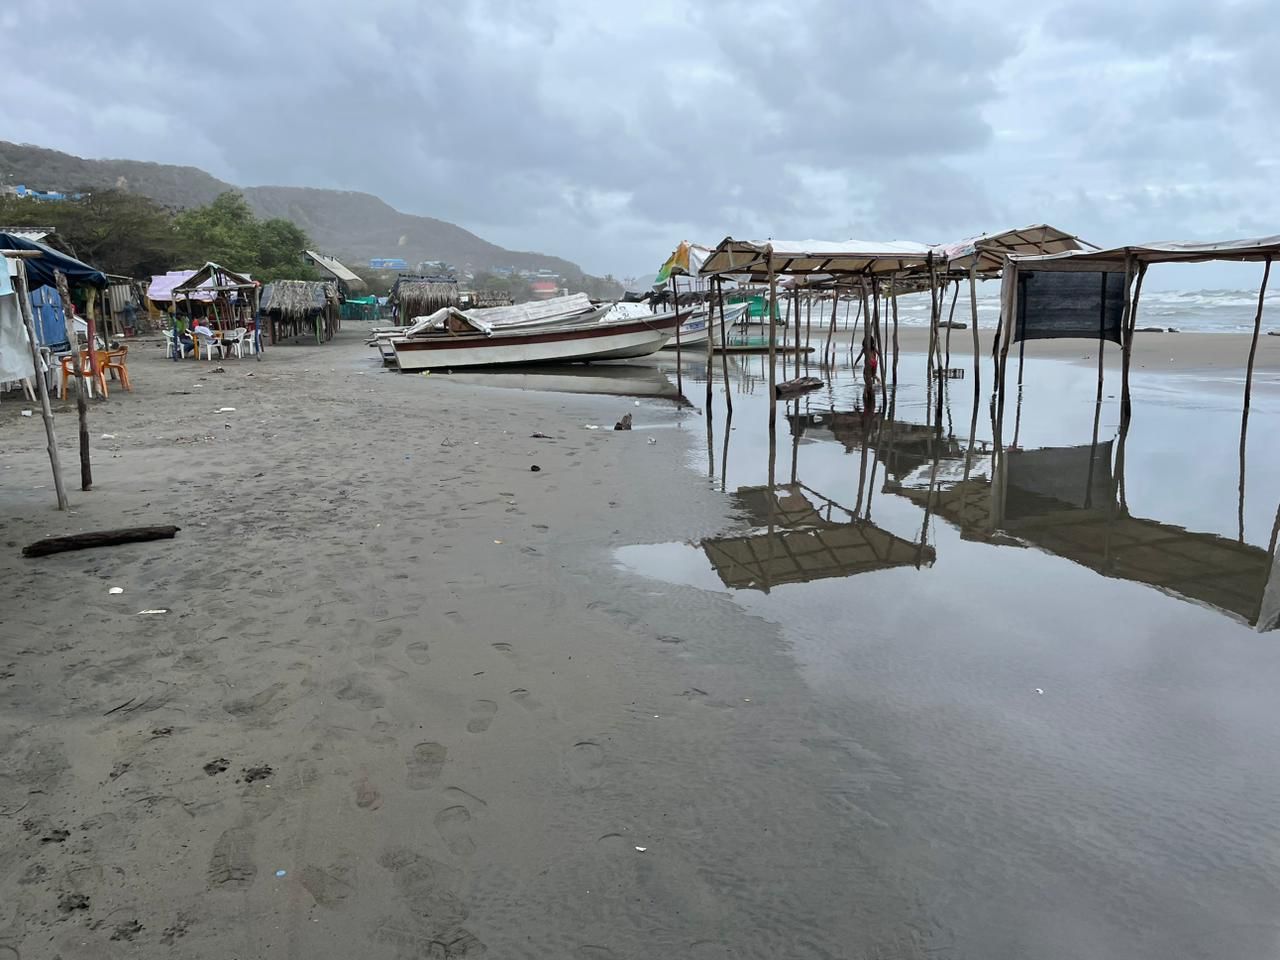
[2,0,1275,289]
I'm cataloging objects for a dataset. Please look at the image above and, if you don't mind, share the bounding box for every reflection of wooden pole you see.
[669,276,683,398]
[55,270,92,491]
[720,407,732,493]
[766,250,777,431]
[717,278,733,414]
[10,257,69,509]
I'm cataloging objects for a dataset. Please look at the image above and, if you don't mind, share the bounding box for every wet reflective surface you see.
[611,346,1280,959]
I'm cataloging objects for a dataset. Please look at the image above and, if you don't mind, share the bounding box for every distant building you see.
[530,280,560,300]
[369,258,408,271]
[7,184,85,202]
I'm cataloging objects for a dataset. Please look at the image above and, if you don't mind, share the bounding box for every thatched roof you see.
[259,279,337,318]
[392,276,460,319]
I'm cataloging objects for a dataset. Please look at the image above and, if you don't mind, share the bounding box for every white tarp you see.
[699,237,936,279]
[1008,235,1280,270]
[1,257,36,383]
[404,293,597,337]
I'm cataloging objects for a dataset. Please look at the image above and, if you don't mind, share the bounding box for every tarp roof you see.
[1007,235,1280,271]
[305,250,365,289]
[699,237,937,280]
[935,224,1086,275]
[0,231,108,290]
[654,241,712,287]
[173,262,255,293]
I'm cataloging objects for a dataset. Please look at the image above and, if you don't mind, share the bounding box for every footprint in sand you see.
[565,741,605,789]
[334,674,386,711]
[407,742,447,789]
[490,642,516,660]
[405,641,431,665]
[355,774,382,810]
[373,625,403,649]
[576,948,619,959]
[508,688,542,711]
[434,805,475,857]
[207,827,256,888]
[466,700,497,734]
[298,859,356,908]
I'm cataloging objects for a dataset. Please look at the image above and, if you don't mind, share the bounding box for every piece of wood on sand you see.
[23,525,181,558]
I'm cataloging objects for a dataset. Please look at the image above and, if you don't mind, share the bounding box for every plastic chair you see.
[103,346,132,393]
[164,329,192,359]
[59,352,109,399]
[223,327,248,359]
[195,332,224,361]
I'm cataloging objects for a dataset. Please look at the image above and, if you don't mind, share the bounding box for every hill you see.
[0,141,610,287]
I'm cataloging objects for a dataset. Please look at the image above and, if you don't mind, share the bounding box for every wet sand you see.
[0,329,1277,958]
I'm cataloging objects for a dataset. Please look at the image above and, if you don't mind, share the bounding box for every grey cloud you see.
[0,0,1274,284]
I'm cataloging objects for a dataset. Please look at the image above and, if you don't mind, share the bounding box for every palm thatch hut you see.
[259,279,340,345]
[390,274,459,325]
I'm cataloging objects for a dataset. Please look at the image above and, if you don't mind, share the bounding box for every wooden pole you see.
[669,276,683,398]
[1121,261,1147,424]
[877,282,888,410]
[54,270,92,491]
[968,265,981,395]
[717,278,733,414]
[1238,256,1272,543]
[994,263,1017,436]
[854,281,868,356]
[804,288,813,361]
[1243,256,1271,416]
[944,279,959,372]
[889,280,900,391]
[824,288,839,368]
[705,278,715,411]
[85,288,101,387]
[11,258,69,509]
[767,250,778,431]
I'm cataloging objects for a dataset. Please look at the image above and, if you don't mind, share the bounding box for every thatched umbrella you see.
[391,278,459,323]
[259,280,340,344]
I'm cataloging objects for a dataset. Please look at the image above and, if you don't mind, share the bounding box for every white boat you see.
[391,312,682,370]
[661,302,749,349]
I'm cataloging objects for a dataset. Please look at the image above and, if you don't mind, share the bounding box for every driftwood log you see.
[23,525,180,558]
[774,376,824,400]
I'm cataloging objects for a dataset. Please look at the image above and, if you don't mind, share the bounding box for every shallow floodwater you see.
[434,339,1280,959]
[612,345,1280,960]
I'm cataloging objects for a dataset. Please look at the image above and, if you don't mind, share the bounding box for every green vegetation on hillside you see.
[0,189,316,281]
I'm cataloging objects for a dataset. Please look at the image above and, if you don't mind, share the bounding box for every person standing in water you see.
[853,334,881,385]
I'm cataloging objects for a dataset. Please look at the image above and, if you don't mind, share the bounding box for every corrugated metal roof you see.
[305,250,365,288]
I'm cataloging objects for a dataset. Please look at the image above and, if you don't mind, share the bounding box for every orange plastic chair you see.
[103,346,132,392]
[59,351,109,399]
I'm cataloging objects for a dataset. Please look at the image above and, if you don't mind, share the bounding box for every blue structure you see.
[28,285,70,350]
[369,257,408,270]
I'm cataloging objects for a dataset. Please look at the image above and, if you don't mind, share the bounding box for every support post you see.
[824,288,839,368]
[968,265,981,395]
[717,278,733,414]
[669,276,683,398]
[11,257,69,509]
[55,270,92,491]
[1121,261,1147,423]
[766,250,777,431]
[705,278,714,411]
[1239,255,1272,543]
[890,279,900,391]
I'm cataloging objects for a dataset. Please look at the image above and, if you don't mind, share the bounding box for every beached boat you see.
[391,312,682,370]
[439,363,682,401]
[661,302,749,349]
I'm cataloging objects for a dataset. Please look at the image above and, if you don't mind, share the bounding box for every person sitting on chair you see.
[190,318,221,357]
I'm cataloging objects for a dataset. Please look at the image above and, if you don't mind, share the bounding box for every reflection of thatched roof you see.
[896,456,1280,630]
[702,483,934,591]
[392,277,459,318]
[259,280,337,318]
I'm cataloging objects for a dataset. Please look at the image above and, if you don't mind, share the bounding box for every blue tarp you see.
[28,285,71,350]
[0,232,108,291]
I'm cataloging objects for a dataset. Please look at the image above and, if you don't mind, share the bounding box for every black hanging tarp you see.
[0,232,108,291]
[1015,270,1125,344]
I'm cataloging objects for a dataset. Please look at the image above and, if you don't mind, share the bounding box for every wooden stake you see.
[1243,255,1271,416]
[54,270,92,491]
[824,288,839,367]
[11,259,69,509]
[766,250,777,431]
[705,278,714,411]
[944,279,959,372]
[890,281,899,390]
[717,278,733,414]
[968,265,981,395]
[669,277,683,398]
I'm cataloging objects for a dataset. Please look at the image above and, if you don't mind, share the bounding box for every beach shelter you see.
[0,231,108,292]
[258,280,339,344]
[304,250,365,297]
[168,263,260,356]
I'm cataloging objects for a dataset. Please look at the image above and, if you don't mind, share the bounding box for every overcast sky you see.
[2,0,1275,288]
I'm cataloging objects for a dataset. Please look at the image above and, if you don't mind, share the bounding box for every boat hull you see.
[392,315,681,370]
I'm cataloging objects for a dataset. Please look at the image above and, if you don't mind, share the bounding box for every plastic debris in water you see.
[137,609,168,615]
[634,846,647,852]
[1035,688,1044,695]
[108,587,124,595]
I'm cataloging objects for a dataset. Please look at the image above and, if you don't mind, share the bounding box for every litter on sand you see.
[20,409,33,417]
[108,587,124,595]
[647,437,658,445]
[101,433,116,439]
[634,846,648,852]
[137,609,168,615]
[584,424,599,430]
[1035,688,1045,695]
[275,869,287,878]
[217,407,236,412]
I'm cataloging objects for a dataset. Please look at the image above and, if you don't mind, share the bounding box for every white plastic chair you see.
[163,329,192,359]
[224,327,248,359]
[195,332,223,360]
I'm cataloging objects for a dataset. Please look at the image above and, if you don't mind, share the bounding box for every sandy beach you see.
[1,329,1278,958]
